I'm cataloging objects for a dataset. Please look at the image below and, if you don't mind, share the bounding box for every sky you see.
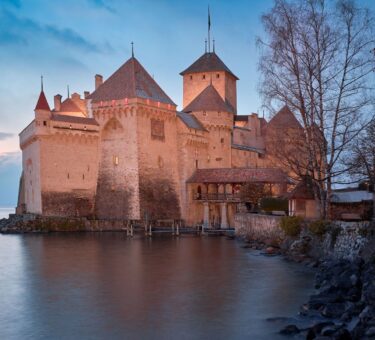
[0,0,374,207]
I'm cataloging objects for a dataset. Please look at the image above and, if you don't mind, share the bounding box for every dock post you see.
[176,221,180,236]
[130,222,134,237]
[149,222,152,237]
[172,220,175,236]
[126,221,129,236]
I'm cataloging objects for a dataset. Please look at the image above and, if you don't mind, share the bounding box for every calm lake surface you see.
[0,233,314,340]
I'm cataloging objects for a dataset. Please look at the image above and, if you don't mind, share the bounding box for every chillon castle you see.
[17,47,307,228]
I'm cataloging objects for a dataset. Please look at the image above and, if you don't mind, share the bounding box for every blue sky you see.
[0,0,374,207]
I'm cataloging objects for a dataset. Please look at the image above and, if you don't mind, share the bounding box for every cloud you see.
[0,132,14,141]
[0,8,113,53]
[87,0,116,13]
[0,151,21,165]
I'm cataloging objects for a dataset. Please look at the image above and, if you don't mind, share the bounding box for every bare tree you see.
[346,120,375,218]
[258,0,375,218]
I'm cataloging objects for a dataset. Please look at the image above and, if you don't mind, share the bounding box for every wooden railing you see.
[194,192,242,202]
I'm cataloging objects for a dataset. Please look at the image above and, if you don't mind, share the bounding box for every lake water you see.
[0,207,14,219]
[0,234,314,340]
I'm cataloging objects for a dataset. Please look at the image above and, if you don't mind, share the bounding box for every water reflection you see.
[0,234,314,340]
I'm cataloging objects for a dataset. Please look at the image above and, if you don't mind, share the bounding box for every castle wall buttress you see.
[136,106,181,220]
[95,108,140,220]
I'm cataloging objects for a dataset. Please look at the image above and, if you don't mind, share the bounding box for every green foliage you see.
[280,216,303,237]
[260,197,288,212]
[308,220,329,236]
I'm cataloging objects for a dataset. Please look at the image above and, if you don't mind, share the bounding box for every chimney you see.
[84,91,90,99]
[95,74,103,90]
[54,94,62,111]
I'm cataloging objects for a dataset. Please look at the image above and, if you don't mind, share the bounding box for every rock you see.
[321,325,339,336]
[306,328,316,340]
[321,303,346,318]
[264,246,279,255]
[311,321,335,335]
[279,324,300,335]
[333,328,352,340]
[366,326,375,337]
[350,274,358,286]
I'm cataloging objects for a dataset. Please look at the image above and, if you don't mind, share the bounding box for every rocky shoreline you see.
[241,230,375,339]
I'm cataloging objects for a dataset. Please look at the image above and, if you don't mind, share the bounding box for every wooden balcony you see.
[194,192,242,202]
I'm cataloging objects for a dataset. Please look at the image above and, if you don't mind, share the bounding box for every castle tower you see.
[87,55,181,220]
[180,51,238,113]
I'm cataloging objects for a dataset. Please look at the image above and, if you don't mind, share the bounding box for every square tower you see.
[180,52,238,113]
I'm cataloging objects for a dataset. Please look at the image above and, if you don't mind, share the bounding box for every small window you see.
[43,121,47,126]
[220,138,224,143]
[190,75,193,80]
[69,124,72,129]
[216,74,220,78]
[258,153,265,159]
[82,174,85,180]
[202,74,206,79]
[195,160,198,169]
[67,173,70,179]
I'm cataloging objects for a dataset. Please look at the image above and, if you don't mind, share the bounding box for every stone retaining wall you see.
[322,221,371,260]
[234,213,373,260]
[234,213,284,244]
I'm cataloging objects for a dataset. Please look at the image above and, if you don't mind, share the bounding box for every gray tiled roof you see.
[51,113,99,126]
[180,52,238,80]
[177,111,206,131]
[182,85,235,114]
[88,57,176,105]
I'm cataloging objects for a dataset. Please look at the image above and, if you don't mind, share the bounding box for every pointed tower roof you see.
[267,105,302,129]
[34,90,51,111]
[180,52,238,80]
[183,84,235,113]
[88,57,176,105]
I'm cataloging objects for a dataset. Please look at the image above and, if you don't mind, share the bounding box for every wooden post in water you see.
[176,221,180,236]
[130,222,134,237]
[149,222,152,237]
[172,220,175,236]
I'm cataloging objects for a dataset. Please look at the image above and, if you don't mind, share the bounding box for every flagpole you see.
[208,6,211,53]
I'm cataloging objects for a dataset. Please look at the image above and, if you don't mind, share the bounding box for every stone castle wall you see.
[137,106,181,220]
[94,107,140,220]
[22,137,42,214]
[39,132,99,217]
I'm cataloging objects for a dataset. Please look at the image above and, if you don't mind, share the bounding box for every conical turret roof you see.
[34,90,51,111]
